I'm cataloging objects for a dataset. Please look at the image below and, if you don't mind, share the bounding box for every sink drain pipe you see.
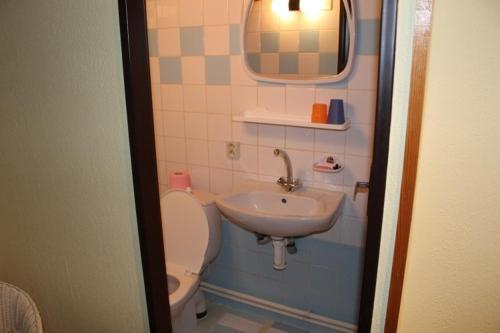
[272,237,287,270]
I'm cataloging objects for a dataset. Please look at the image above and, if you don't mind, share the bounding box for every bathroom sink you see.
[215,181,345,237]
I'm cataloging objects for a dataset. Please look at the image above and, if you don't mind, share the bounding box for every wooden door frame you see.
[116,0,421,332]
[384,0,434,332]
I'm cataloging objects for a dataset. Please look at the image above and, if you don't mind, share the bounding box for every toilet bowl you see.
[161,190,221,333]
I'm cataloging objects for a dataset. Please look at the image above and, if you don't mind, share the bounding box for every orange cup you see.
[311,103,328,123]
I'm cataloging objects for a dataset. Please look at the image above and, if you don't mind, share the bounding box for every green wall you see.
[0,1,149,332]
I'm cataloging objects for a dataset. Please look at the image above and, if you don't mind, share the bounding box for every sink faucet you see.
[273,149,302,192]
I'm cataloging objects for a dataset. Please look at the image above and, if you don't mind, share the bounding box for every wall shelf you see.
[232,111,351,131]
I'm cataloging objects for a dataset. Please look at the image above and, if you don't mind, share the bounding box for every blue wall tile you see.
[247,53,261,73]
[159,57,182,83]
[319,53,339,75]
[279,53,298,74]
[356,19,381,55]
[229,24,241,55]
[261,32,279,53]
[206,56,230,85]
[299,31,319,52]
[180,26,204,55]
[205,226,364,325]
[148,29,158,56]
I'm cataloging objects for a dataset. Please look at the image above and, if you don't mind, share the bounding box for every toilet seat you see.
[161,190,210,274]
[167,262,199,314]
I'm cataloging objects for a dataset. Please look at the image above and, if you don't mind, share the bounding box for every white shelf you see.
[232,111,351,131]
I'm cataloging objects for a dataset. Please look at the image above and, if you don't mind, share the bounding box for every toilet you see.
[161,189,221,333]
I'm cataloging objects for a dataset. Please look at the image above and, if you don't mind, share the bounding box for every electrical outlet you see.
[226,142,240,160]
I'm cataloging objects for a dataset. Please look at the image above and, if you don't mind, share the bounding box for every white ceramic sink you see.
[215,181,345,237]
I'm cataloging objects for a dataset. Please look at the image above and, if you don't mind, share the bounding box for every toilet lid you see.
[161,190,209,274]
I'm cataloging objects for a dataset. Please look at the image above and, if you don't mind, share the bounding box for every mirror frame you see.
[240,0,357,85]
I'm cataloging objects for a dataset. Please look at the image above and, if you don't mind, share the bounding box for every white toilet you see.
[161,189,221,333]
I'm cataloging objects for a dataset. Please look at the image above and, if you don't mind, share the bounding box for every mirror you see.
[241,0,356,84]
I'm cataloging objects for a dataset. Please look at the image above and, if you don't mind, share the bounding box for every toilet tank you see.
[191,190,222,266]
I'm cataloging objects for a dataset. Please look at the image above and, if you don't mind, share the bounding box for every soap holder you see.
[312,156,344,174]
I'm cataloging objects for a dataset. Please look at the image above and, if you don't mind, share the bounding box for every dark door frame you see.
[117,0,399,332]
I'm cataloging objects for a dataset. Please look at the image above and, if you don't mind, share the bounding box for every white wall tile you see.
[188,165,210,191]
[319,30,338,53]
[161,84,184,111]
[157,1,179,28]
[231,86,257,114]
[158,28,181,56]
[229,0,244,24]
[146,1,158,29]
[258,86,286,113]
[204,25,229,55]
[232,122,258,145]
[346,124,374,157]
[347,90,376,124]
[287,149,314,181]
[285,127,314,150]
[207,114,232,141]
[155,134,166,161]
[348,55,379,90]
[182,56,206,84]
[246,32,261,53]
[261,54,279,74]
[151,84,161,110]
[258,146,284,177]
[183,85,206,112]
[164,137,187,163]
[233,144,259,173]
[150,57,160,84]
[314,129,346,153]
[153,110,164,136]
[343,186,369,219]
[204,0,229,25]
[164,111,185,137]
[343,155,371,187]
[230,56,257,85]
[233,171,259,187]
[186,139,209,166]
[258,124,285,147]
[298,53,319,75]
[210,168,233,194]
[179,0,203,26]
[279,31,299,52]
[286,86,315,116]
[157,161,168,185]
[207,86,231,114]
[315,88,348,106]
[208,141,233,169]
[185,113,208,139]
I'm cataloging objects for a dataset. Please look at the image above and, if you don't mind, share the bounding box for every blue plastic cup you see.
[327,99,345,124]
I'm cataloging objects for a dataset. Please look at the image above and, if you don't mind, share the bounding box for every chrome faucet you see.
[273,149,302,192]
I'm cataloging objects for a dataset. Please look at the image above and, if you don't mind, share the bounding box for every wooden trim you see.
[117,0,172,332]
[357,0,398,332]
[384,1,434,332]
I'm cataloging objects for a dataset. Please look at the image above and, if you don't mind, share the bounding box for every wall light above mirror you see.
[241,0,356,84]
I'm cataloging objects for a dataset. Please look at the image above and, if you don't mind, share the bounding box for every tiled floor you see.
[196,302,309,333]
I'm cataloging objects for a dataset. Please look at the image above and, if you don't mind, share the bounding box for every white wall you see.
[371,0,500,331]
[397,0,500,331]
[0,1,149,332]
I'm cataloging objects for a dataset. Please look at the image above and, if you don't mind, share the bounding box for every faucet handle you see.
[277,177,286,186]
